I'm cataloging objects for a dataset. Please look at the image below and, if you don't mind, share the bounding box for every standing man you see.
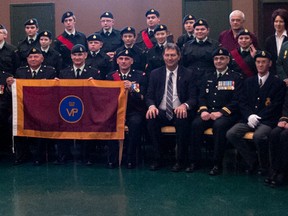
[17,18,40,66]
[54,11,87,69]
[0,24,19,75]
[186,48,243,175]
[135,9,173,52]
[219,10,258,51]
[38,30,62,76]
[226,51,286,175]
[146,43,197,171]
[106,49,147,168]
[97,12,122,60]
[177,14,196,49]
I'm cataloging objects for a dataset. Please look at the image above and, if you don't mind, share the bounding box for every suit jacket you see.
[276,41,288,80]
[15,65,56,79]
[239,73,286,127]
[59,65,101,80]
[96,28,123,53]
[146,65,197,111]
[265,35,288,75]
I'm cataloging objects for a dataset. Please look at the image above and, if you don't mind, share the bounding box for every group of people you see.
[0,7,288,188]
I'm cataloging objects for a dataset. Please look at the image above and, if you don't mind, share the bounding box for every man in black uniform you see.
[186,48,243,175]
[114,27,146,72]
[106,49,147,168]
[17,18,40,66]
[8,47,56,165]
[56,44,101,165]
[145,24,169,76]
[227,51,286,175]
[146,43,197,171]
[38,30,62,76]
[0,24,19,75]
[181,19,220,88]
[54,11,87,69]
[135,9,173,52]
[177,14,196,49]
[96,12,122,60]
[85,33,111,80]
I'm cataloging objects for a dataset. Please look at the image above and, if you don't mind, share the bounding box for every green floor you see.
[0,158,287,216]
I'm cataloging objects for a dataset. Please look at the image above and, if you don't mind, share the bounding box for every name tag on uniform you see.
[217,81,235,90]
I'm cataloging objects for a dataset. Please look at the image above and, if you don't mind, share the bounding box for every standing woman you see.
[265,8,288,75]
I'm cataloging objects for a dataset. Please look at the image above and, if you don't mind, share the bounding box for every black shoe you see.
[185,163,198,173]
[127,162,135,169]
[271,173,285,187]
[150,162,160,171]
[264,170,277,185]
[108,162,116,169]
[209,166,222,176]
[14,159,23,165]
[171,163,182,172]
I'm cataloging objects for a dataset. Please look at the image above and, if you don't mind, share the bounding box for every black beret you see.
[87,33,103,42]
[237,29,252,38]
[193,18,209,28]
[154,24,167,33]
[61,11,74,23]
[71,44,87,54]
[116,49,133,59]
[0,24,6,30]
[24,18,38,27]
[38,31,52,39]
[120,27,136,36]
[27,47,42,57]
[212,48,230,57]
[100,12,113,19]
[254,51,272,61]
[183,14,196,24]
[145,9,160,17]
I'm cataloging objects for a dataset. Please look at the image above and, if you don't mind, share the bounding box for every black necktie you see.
[148,30,153,37]
[198,40,204,45]
[218,73,222,79]
[105,32,110,37]
[242,51,249,56]
[92,51,96,57]
[166,72,174,120]
[259,78,263,88]
[76,68,81,78]
[32,71,37,78]
[122,74,127,80]
[29,38,34,44]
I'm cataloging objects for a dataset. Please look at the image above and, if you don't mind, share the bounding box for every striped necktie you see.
[166,71,174,120]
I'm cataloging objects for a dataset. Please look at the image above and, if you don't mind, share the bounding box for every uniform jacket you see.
[239,73,286,127]
[176,33,194,50]
[15,65,56,79]
[97,28,123,53]
[59,65,101,80]
[42,47,62,75]
[0,42,20,75]
[146,65,197,111]
[17,38,40,66]
[145,44,165,75]
[276,41,288,80]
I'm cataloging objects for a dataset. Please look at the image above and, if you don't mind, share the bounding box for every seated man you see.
[146,43,197,171]
[106,49,147,168]
[186,48,243,175]
[226,51,286,175]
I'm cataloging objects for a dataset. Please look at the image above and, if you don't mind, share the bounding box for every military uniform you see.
[97,28,122,53]
[17,38,40,66]
[177,34,194,50]
[86,50,111,80]
[106,69,147,167]
[0,42,20,75]
[276,41,288,80]
[145,44,165,75]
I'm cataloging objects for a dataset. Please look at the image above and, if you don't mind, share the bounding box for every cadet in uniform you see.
[38,30,62,76]
[96,12,122,60]
[186,48,243,175]
[10,47,56,165]
[54,11,87,69]
[177,14,196,49]
[135,9,173,52]
[56,44,101,165]
[276,41,288,86]
[114,27,146,72]
[230,29,257,79]
[145,24,169,76]
[106,49,147,168]
[181,19,220,88]
[86,33,112,80]
[227,51,286,175]
[0,24,19,75]
[17,18,40,66]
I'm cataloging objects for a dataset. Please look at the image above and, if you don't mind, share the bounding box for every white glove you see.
[248,114,261,128]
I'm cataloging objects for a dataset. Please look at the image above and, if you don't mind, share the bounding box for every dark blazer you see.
[265,35,288,74]
[59,65,101,80]
[146,65,197,111]
[15,65,56,79]
[96,28,123,53]
[239,73,286,127]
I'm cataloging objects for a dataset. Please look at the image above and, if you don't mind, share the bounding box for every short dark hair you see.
[272,8,288,30]
[163,43,181,56]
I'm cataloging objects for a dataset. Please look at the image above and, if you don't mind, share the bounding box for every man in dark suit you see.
[54,11,87,69]
[186,48,243,175]
[106,49,147,168]
[146,43,197,171]
[226,51,286,175]
[8,47,56,165]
